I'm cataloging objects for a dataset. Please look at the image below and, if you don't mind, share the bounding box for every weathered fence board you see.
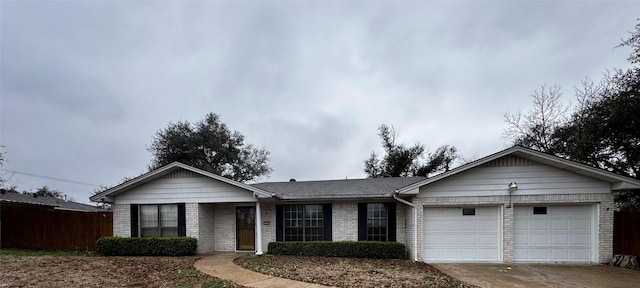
[1,207,112,251]
[614,211,640,256]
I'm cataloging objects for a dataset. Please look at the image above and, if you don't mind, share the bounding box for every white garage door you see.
[423,207,500,262]
[514,205,592,262]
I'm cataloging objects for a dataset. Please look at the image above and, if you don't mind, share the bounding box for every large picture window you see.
[139,204,178,237]
[283,204,325,241]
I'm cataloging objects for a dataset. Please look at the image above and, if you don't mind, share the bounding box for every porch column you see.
[255,200,263,255]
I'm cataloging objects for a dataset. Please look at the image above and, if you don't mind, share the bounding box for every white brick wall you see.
[113,204,130,237]
[214,204,236,251]
[185,203,199,239]
[413,193,613,263]
[332,202,358,241]
[396,204,407,245]
[198,203,216,253]
[259,203,276,251]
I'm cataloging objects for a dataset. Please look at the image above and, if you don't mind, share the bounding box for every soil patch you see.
[0,254,246,288]
[234,255,477,288]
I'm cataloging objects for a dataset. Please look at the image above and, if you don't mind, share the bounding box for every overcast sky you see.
[1,1,638,203]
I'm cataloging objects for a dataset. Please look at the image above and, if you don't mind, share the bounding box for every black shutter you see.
[130,205,139,237]
[177,203,186,237]
[323,203,332,241]
[387,202,396,242]
[358,203,367,241]
[275,205,283,241]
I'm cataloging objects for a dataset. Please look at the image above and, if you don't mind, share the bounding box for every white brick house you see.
[91,146,640,263]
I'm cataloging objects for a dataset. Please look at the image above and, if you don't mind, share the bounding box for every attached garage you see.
[423,206,500,262]
[514,205,594,262]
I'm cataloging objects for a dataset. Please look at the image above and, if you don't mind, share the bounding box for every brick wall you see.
[259,202,276,251]
[332,202,358,241]
[213,204,235,251]
[113,204,130,237]
[198,203,216,253]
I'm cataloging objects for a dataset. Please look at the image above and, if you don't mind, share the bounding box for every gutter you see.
[393,190,418,262]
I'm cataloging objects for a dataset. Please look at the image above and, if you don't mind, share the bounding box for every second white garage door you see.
[423,206,500,262]
[514,205,593,262]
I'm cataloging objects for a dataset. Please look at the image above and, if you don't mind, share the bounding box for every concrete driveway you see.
[432,263,640,288]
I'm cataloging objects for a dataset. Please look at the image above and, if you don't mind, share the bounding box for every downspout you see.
[393,191,418,261]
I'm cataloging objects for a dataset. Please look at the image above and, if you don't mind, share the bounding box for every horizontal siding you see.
[419,165,610,197]
[115,176,256,204]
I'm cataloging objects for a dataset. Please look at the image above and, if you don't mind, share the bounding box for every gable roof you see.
[89,162,274,203]
[397,146,640,194]
[1,190,106,212]
[252,177,426,200]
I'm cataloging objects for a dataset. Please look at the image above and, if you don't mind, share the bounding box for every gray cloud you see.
[1,1,638,203]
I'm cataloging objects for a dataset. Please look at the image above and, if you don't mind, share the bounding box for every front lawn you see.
[0,249,245,288]
[234,255,477,288]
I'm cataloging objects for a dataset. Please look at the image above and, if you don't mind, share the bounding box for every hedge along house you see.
[90,146,640,263]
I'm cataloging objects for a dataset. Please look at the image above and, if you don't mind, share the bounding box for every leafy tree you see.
[364,124,458,178]
[148,112,272,182]
[27,185,64,199]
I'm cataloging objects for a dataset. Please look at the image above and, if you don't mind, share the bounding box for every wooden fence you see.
[614,211,640,256]
[1,206,112,251]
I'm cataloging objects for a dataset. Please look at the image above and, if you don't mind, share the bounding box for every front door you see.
[236,206,255,250]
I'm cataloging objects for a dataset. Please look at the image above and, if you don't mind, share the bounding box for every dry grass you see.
[0,254,246,288]
[235,255,478,288]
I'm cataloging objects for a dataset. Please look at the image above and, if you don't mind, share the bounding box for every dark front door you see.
[236,206,255,250]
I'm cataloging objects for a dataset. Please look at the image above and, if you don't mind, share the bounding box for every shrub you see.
[267,241,407,259]
[96,237,197,256]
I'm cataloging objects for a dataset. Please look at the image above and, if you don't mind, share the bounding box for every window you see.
[462,208,476,216]
[533,206,547,215]
[139,204,178,237]
[283,204,324,241]
[366,203,387,241]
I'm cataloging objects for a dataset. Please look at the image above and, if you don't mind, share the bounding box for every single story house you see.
[90,146,640,263]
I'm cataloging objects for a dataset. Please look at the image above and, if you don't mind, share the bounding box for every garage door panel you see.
[514,205,592,262]
[424,207,500,262]
[572,234,590,245]
[551,220,569,230]
[573,220,589,230]
[531,220,548,230]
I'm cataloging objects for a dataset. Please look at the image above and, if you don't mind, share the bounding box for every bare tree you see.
[503,84,570,152]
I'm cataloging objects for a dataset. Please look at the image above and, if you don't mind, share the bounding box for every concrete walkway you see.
[194,253,332,288]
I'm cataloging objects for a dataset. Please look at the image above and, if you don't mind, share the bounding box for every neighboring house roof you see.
[397,146,640,194]
[90,162,274,203]
[0,190,106,212]
[252,177,426,200]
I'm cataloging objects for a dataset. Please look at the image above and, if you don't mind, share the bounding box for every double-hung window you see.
[358,202,396,242]
[139,204,178,237]
[283,204,325,241]
[366,203,388,241]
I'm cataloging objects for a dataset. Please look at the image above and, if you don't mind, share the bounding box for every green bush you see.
[267,241,407,259]
[95,237,197,256]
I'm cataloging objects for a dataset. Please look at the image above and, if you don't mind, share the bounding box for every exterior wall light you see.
[508,182,518,192]
[507,182,517,208]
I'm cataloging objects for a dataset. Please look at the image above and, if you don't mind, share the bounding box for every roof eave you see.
[89,162,273,202]
[397,146,640,194]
